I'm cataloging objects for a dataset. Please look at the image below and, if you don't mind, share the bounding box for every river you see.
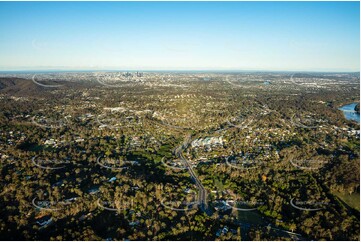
[338,102,360,124]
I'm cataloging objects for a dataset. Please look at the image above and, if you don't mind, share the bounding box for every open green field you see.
[333,191,360,211]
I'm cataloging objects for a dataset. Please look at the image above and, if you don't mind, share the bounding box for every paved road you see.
[174,134,209,213]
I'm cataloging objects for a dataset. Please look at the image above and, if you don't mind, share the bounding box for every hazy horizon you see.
[0,68,360,74]
[0,1,360,72]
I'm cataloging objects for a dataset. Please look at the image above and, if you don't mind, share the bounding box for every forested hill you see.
[0,77,41,95]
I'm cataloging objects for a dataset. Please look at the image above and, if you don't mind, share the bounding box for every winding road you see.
[174,134,209,213]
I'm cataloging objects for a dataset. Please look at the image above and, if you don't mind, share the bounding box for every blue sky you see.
[0,1,359,71]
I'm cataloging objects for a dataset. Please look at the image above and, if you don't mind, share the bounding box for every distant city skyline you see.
[0,1,359,72]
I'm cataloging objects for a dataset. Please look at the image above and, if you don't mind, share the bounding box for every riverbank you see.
[338,102,360,124]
